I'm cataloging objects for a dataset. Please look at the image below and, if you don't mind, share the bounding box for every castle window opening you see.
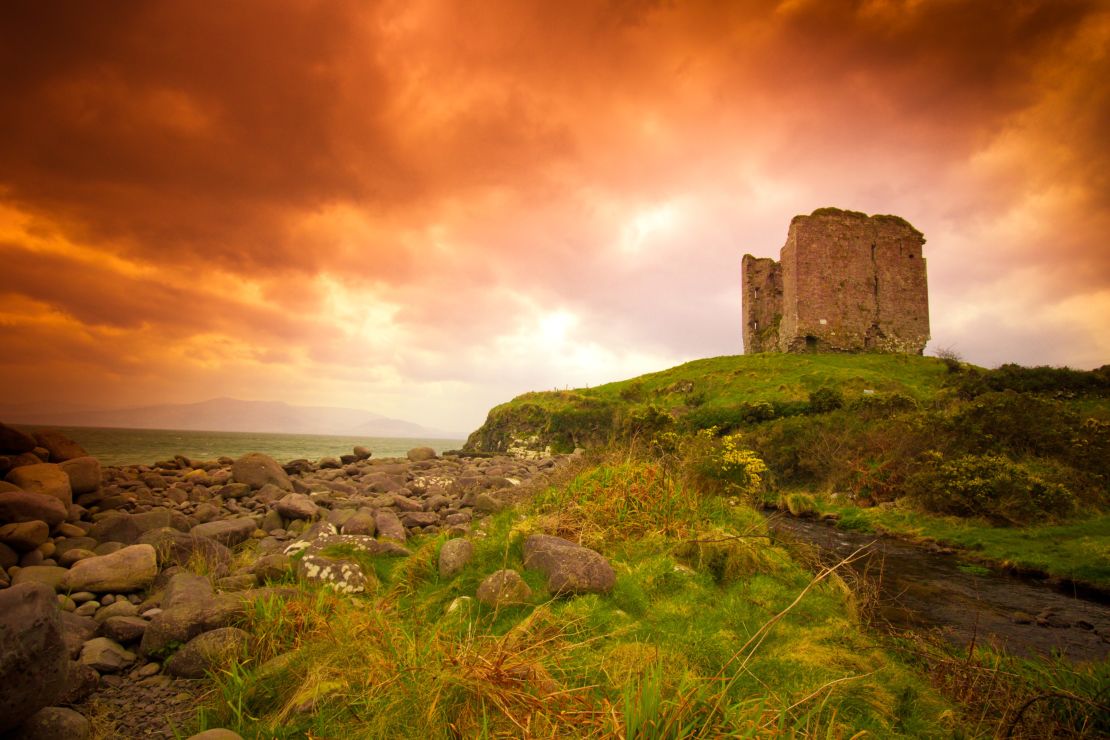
[752,320,759,331]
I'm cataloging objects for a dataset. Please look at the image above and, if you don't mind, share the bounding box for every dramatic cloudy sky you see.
[1,0,1107,434]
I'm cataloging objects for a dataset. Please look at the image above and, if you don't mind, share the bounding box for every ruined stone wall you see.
[742,208,929,354]
[740,255,782,353]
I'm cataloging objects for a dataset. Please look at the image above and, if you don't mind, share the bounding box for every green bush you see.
[953,363,1110,399]
[681,401,776,433]
[849,392,918,417]
[906,452,1075,525]
[808,387,844,413]
[948,391,1076,457]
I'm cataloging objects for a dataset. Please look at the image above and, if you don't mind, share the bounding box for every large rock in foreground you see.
[523,535,615,595]
[5,464,72,512]
[0,422,37,454]
[33,429,89,462]
[0,583,69,732]
[0,491,68,528]
[232,453,292,491]
[61,544,158,593]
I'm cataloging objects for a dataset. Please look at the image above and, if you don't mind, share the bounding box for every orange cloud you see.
[1,0,1107,431]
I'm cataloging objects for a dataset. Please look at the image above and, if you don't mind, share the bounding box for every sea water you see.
[21,426,465,467]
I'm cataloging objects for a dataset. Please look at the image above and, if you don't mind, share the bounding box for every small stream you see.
[768,515,1110,663]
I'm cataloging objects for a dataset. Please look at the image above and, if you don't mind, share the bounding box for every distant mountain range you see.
[0,397,459,439]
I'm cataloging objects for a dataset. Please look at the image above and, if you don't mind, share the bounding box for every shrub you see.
[615,404,674,442]
[808,387,844,414]
[681,401,776,433]
[954,363,1110,399]
[934,346,963,374]
[906,452,1075,525]
[948,391,1076,457]
[850,392,918,417]
[683,428,769,498]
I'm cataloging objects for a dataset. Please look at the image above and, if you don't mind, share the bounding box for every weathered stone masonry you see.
[743,208,929,354]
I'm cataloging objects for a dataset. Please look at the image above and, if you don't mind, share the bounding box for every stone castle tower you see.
[742,207,929,354]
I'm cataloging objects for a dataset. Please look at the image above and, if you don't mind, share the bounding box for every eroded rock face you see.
[523,535,615,595]
[0,583,69,732]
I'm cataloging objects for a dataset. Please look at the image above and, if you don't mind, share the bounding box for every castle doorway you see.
[805,335,818,352]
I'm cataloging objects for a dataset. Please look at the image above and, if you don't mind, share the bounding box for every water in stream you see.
[769,515,1110,663]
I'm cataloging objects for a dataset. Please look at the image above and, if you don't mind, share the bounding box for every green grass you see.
[190,459,957,738]
[823,505,1110,589]
[467,353,952,453]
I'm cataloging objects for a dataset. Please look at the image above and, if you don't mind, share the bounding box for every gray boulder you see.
[340,509,376,536]
[374,509,406,542]
[79,636,135,673]
[0,520,49,550]
[61,544,158,593]
[476,569,532,607]
[101,615,148,644]
[191,517,257,547]
[164,627,249,678]
[0,491,68,528]
[10,706,90,740]
[0,422,37,454]
[32,430,88,462]
[58,456,101,495]
[0,583,69,732]
[137,527,232,576]
[296,554,371,594]
[87,513,142,544]
[522,534,615,595]
[140,573,245,656]
[58,612,98,659]
[231,453,292,491]
[5,464,72,512]
[275,493,318,521]
[12,565,69,591]
[438,538,473,579]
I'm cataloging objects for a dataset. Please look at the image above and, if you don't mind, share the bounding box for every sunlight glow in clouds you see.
[0,1,1107,433]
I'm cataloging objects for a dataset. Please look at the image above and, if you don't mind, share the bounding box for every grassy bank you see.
[190,458,959,738]
[178,451,1110,738]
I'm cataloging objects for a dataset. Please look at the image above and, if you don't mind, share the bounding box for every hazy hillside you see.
[1,397,456,438]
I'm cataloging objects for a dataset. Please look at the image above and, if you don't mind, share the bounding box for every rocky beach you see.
[0,421,579,738]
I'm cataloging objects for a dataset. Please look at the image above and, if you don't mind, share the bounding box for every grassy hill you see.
[465,353,953,454]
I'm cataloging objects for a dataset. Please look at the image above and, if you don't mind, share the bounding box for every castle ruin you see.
[742,208,929,354]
